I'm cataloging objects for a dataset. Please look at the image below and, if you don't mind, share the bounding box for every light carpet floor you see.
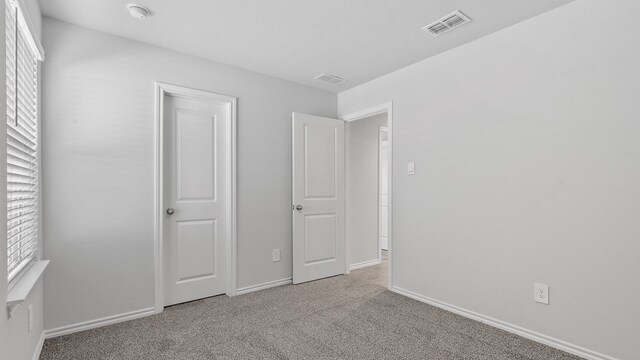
[40,262,581,359]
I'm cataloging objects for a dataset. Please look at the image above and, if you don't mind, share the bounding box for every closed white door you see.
[379,128,389,251]
[164,95,226,306]
[292,113,345,284]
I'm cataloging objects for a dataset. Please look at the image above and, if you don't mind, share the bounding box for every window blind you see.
[6,0,40,281]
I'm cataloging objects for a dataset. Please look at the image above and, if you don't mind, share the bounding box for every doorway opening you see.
[290,103,392,288]
[343,103,393,289]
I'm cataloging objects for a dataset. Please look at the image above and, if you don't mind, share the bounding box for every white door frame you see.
[342,102,393,290]
[154,82,237,313]
[378,126,389,258]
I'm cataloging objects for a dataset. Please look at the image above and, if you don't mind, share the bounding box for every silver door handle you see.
[295,205,303,211]
[166,208,175,215]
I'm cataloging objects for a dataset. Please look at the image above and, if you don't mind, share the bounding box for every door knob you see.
[295,205,303,211]
[166,208,175,215]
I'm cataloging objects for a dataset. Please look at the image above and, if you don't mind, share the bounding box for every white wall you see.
[0,1,45,359]
[40,18,336,331]
[348,113,386,266]
[19,0,40,36]
[338,1,640,359]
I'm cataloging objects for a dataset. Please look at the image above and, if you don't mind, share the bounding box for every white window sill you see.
[7,260,49,317]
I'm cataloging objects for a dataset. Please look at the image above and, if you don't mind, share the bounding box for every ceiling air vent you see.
[423,10,471,37]
[314,73,347,86]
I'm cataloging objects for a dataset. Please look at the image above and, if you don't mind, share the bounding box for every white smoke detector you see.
[127,4,151,19]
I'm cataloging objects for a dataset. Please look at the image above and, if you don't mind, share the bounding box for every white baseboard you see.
[236,277,292,296]
[32,331,45,360]
[44,307,156,339]
[349,258,381,271]
[391,286,619,360]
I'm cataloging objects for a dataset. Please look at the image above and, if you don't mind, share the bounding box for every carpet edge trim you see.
[391,286,619,360]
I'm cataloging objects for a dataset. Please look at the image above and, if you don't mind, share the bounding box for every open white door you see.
[292,113,345,284]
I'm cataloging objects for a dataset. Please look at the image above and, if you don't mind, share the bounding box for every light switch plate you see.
[408,162,415,175]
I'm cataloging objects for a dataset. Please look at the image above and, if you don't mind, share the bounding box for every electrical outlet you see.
[534,283,549,305]
[272,249,281,262]
[27,305,33,332]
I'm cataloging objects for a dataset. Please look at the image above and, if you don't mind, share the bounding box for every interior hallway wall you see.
[40,18,336,332]
[348,113,387,267]
[338,1,640,359]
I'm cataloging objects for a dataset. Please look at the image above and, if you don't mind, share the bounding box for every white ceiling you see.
[39,0,573,93]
